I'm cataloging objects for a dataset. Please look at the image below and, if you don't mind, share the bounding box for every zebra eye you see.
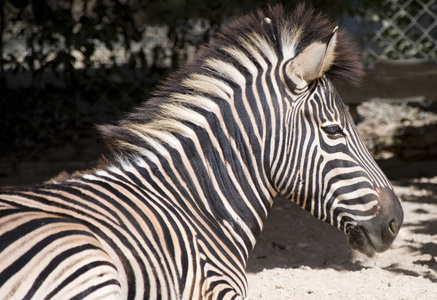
[322,124,344,139]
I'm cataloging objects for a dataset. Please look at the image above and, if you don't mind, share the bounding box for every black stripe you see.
[0,216,88,254]
[70,279,121,300]
[45,261,118,299]
[22,244,114,300]
[0,229,95,288]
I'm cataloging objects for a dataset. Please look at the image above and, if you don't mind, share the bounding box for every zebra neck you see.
[105,132,274,260]
[99,52,281,259]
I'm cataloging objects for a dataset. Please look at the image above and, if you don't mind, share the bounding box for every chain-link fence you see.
[362,0,437,62]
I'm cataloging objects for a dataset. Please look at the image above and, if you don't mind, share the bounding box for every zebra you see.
[0,4,403,300]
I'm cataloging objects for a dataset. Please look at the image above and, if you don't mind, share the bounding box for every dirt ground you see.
[1,101,436,299]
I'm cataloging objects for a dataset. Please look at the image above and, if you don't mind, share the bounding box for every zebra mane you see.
[99,4,363,155]
[158,4,363,91]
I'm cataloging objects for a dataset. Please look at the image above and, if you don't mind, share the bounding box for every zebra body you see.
[0,5,403,299]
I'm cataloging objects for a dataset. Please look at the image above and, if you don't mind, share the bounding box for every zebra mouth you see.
[346,226,376,257]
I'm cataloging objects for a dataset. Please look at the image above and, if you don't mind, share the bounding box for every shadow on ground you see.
[247,198,360,273]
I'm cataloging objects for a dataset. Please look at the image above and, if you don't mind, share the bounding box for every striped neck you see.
[101,65,281,262]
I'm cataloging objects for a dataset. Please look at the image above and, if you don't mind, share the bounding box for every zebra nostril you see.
[389,220,400,236]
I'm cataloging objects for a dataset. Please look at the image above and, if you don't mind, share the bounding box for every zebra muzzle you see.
[346,225,379,257]
[346,188,403,257]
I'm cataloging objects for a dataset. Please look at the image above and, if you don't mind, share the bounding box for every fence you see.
[335,0,437,117]
[362,0,437,62]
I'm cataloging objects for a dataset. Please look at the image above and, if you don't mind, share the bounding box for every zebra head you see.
[270,9,403,257]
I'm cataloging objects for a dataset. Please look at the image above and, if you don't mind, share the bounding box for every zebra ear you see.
[285,27,338,90]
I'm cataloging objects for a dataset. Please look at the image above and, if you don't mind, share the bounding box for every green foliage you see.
[0,0,271,89]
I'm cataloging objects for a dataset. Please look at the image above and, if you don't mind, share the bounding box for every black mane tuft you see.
[158,3,363,95]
